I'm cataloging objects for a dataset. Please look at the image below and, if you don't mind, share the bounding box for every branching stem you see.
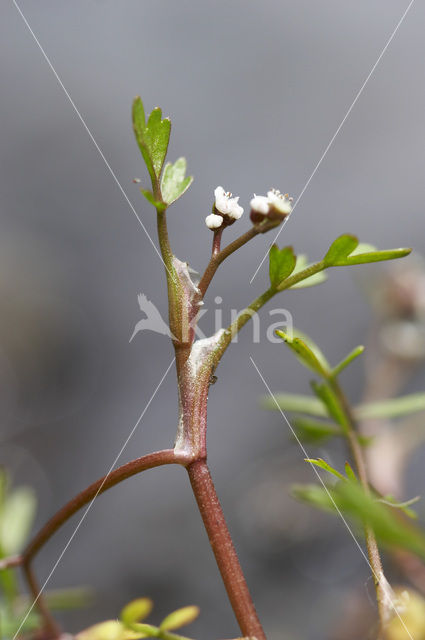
[199,227,259,297]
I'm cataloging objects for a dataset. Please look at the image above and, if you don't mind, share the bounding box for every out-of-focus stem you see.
[331,379,388,637]
[22,562,61,639]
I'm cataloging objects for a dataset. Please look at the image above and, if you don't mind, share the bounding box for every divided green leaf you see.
[132,97,171,186]
[292,481,425,559]
[161,157,193,205]
[269,245,297,289]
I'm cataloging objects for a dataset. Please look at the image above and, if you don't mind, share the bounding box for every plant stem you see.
[187,459,265,640]
[24,450,183,562]
[198,227,259,297]
[22,562,61,639]
[331,379,388,636]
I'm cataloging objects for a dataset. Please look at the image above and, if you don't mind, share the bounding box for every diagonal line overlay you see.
[12,0,172,278]
[13,357,176,639]
[250,355,414,639]
[250,0,416,284]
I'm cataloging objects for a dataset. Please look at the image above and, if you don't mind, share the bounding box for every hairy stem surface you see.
[187,459,265,640]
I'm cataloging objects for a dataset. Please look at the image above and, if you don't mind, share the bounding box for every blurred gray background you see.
[1,1,425,638]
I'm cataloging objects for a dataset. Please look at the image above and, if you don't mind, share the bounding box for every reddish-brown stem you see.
[198,227,259,297]
[24,449,183,562]
[22,562,61,639]
[187,459,265,640]
[212,227,224,256]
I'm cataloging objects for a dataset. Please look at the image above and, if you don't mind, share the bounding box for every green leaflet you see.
[311,381,349,431]
[161,157,193,205]
[331,345,365,378]
[305,458,346,481]
[276,330,330,378]
[159,606,200,632]
[324,233,411,267]
[140,189,167,211]
[261,393,328,417]
[324,234,359,266]
[356,393,425,420]
[292,417,342,443]
[121,598,153,626]
[268,245,297,289]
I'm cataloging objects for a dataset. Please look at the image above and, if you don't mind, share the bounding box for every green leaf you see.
[276,330,330,378]
[305,458,346,481]
[159,606,200,632]
[160,158,193,206]
[355,393,425,421]
[140,189,167,211]
[292,417,342,443]
[121,599,153,627]
[335,482,425,559]
[132,97,171,185]
[344,462,357,482]
[268,245,297,289]
[331,345,365,378]
[293,481,425,559]
[261,392,328,417]
[324,234,359,266]
[1,487,36,554]
[311,381,349,431]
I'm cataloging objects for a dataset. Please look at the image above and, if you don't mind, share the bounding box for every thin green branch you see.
[330,378,389,636]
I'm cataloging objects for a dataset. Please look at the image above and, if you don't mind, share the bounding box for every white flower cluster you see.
[250,189,293,217]
[205,186,244,230]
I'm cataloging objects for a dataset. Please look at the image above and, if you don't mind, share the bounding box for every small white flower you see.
[267,189,293,215]
[250,194,270,215]
[205,213,223,229]
[214,186,244,220]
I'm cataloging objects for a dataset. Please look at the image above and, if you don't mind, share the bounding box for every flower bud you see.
[205,213,224,230]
